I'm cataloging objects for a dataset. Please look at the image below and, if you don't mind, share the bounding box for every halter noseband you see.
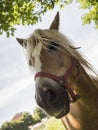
[35,62,80,103]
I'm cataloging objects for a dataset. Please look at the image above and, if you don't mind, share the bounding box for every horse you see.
[16,12,98,130]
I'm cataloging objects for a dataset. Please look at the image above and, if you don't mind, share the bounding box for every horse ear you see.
[16,38,27,48]
[49,12,59,30]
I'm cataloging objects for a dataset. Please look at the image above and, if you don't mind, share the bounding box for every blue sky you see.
[0,2,98,125]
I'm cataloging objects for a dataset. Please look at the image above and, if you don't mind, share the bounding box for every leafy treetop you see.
[0,0,98,37]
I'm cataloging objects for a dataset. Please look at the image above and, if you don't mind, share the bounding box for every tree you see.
[0,112,34,130]
[0,122,12,130]
[33,107,47,124]
[0,0,98,37]
[20,112,34,126]
[0,0,71,37]
[0,110,47,130]
[77,0,98,28]
[0,121,27,130]
[34,107,47,119]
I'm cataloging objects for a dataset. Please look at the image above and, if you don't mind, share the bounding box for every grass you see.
[38,117,65,130]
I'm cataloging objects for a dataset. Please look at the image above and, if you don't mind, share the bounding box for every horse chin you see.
[53,101,70,119]
[45,100,70,119]
[55,108,69,119]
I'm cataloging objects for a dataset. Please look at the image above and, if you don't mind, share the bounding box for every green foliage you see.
[0,108,47,130]
[0,118,65,130]
[33,107,47,120]
[0,122,12,130]
[0,0,98,37]
[10,121,27,130]
[0,121,26,130]
[0,0,71,37]
[77,0,98,28]
[33,107,47,124]
[39,117,65,130]
[20,112,34,126]
[0,112,33,130]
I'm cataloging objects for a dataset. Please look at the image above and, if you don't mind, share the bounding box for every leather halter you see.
[35,62,80,103]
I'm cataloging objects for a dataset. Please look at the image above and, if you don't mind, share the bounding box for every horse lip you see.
[55,109,69,119]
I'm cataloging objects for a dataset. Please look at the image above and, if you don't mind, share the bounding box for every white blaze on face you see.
[32,42,42,72]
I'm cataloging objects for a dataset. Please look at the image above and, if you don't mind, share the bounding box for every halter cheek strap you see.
[35,63,80,103]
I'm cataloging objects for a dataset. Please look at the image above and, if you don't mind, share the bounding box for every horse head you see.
[16,12,80,118]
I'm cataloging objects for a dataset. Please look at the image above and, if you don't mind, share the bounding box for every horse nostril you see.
[35,81,58,109]
[37,86,56,104]
[47,90,55,102]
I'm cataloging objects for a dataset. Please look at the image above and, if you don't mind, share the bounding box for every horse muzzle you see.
[35,77,70,118]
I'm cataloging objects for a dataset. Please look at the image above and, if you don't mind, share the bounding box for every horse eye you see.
[47,41,59,51]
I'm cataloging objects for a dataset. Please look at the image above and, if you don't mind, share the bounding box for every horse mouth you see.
[56,109,69,118]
